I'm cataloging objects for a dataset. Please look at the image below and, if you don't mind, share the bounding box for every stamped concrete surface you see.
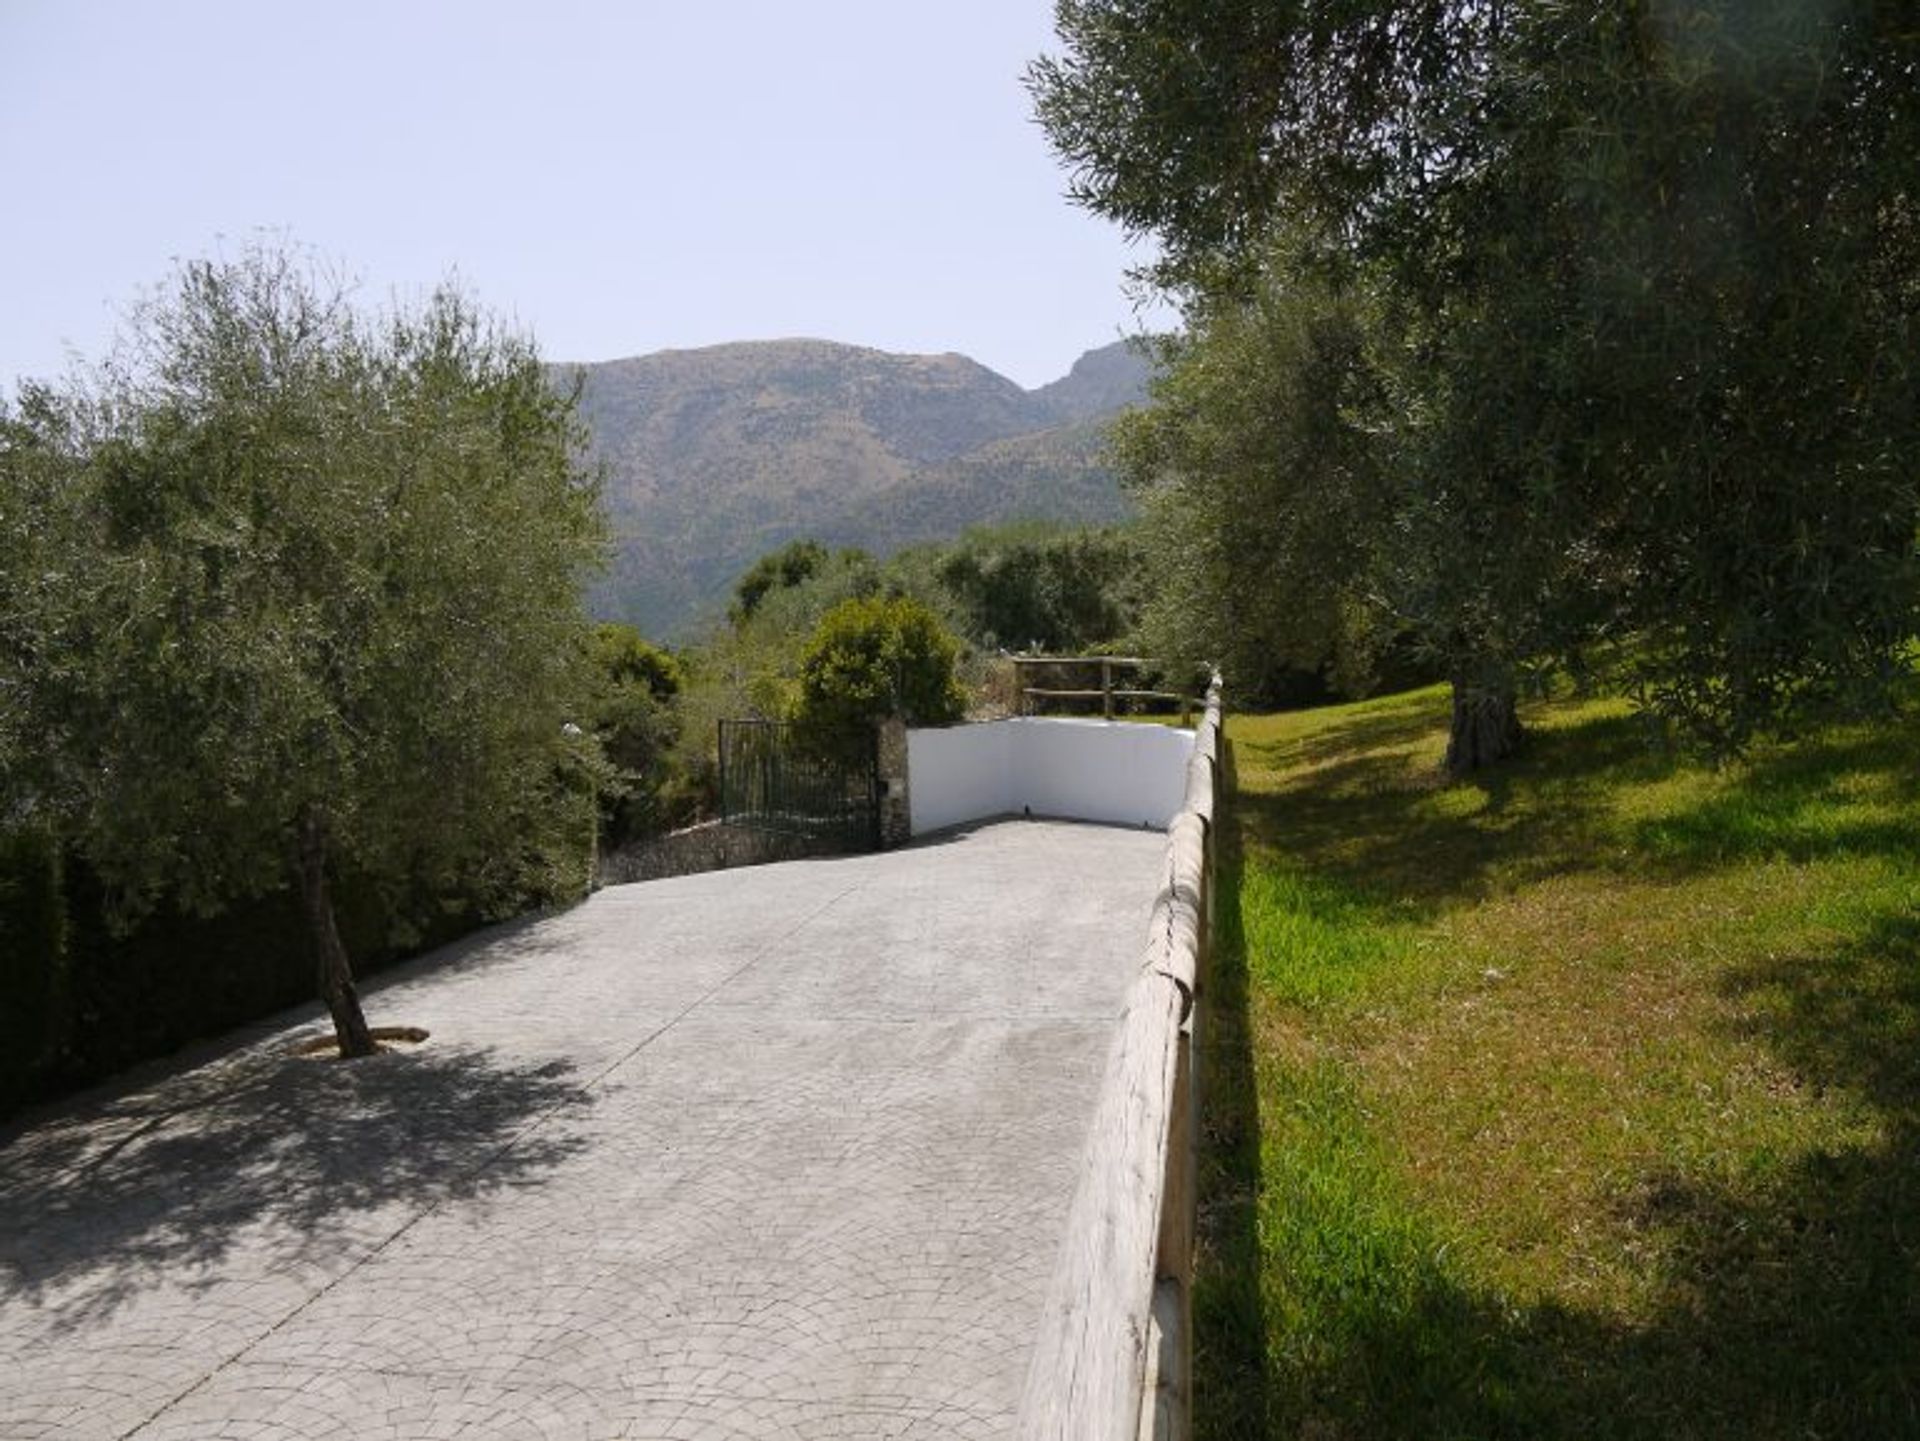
[0,818,1165,1440]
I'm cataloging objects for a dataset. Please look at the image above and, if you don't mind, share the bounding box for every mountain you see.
[1029,339,1161,423]
[557,338,1153,638]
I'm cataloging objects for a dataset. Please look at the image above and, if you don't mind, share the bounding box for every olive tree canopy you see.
[1034,1,1920,766]
[1,246,607,1054]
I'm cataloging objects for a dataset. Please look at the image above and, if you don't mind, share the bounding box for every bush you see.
[587,624,685,844]
[792,596,967,753]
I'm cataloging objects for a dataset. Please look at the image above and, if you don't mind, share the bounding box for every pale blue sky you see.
[1,0,1167,392]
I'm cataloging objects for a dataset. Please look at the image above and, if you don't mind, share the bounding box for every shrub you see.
[587,624,685,844]
[792,596,966,754]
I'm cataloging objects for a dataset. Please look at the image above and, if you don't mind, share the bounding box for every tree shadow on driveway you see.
[0,1034,595,1335]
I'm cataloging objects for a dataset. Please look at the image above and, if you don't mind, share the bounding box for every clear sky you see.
[1,0,1169,393]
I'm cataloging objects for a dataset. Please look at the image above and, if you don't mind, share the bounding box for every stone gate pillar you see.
[876,714,911,849]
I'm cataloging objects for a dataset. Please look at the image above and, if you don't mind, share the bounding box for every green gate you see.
[716,720,880,851]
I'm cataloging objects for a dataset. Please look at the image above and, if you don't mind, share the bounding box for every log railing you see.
[1011,655,1207,724]
[1017,674,1221,1441]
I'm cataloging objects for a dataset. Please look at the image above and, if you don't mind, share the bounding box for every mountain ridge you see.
[558,338,1154,638]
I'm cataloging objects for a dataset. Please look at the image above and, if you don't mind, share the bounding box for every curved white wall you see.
[907,718,1195,836]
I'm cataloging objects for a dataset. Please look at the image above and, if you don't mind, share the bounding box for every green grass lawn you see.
[1198,683,1920,1439]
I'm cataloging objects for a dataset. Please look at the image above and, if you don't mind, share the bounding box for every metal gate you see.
[716,720,880,850]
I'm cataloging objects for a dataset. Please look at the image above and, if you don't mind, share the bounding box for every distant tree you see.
[933,523,1143,653]
[2,246,606,1056]
[590,622,682,703]
[791,596,967,755]
[729,538,830,625]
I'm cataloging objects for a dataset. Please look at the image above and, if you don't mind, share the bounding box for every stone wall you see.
[597,820,863,888]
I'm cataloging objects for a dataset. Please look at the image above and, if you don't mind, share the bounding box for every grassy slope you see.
[1200,683,1920,1438]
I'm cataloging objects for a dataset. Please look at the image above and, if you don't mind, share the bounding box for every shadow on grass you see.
[0,1038,594,1334]
[1234,705,1675,921]
[1240,692,1920,923]
[1193,736,1272,1437]
[1245,701,1920,922]
[1244,687,1451,773]
[1635,722,1920,872]
[1244,885,1920,1438]
[1540,908,1920,1435]
[1222,698,1920,1436]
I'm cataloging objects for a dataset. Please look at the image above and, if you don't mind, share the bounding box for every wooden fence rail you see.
[1017,674,1222,1441]
[1011,655,1209,723]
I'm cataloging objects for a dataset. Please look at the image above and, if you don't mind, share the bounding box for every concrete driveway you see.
[0,818,1166,1440]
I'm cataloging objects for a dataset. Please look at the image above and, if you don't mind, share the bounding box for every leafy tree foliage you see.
[0,385,92,814]
[0,825,65,1107]
[663,544,885,812]
[701,543,882,725]
[591,622,682,701]
[586,624,684,844]
[791,596,967,755]
[1034,1,1920,766]
[1112,272,1397,702]
[645,519,1148,824]
[728,538,831,625]
[932,522,1143,653]
[1031,0,1493,296]
[1,246,605,1055]
[1451,5,1920,750]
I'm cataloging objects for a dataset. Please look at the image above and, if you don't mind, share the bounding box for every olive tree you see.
[1110,266,1398,705]
[2,246,606,1056]
[1034,0,1920,766]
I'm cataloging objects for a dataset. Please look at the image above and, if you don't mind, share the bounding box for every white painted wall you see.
[907,718,1195,836]
[907,722,1013,836]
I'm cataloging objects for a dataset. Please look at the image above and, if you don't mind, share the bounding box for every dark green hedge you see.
[0,835,483,1119]
[0,828,67,1114]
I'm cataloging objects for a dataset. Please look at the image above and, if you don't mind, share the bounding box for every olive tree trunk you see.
[295,808,378,1058]
[1444,676,1523,777]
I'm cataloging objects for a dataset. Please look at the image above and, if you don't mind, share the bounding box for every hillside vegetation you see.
[1202,683,1920,1438]
[559,339,1151,637]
